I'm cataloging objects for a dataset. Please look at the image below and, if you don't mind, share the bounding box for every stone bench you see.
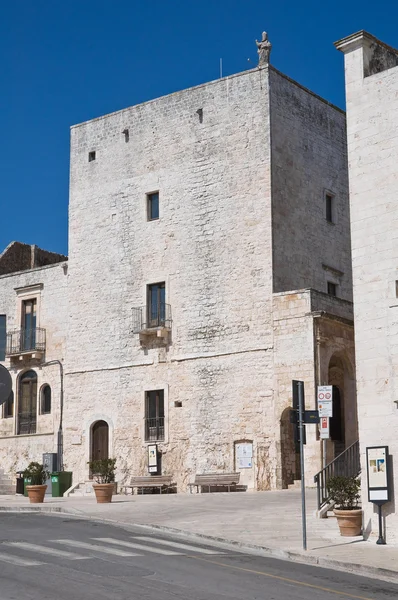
[121,475,173,495]
[188,472,240,494]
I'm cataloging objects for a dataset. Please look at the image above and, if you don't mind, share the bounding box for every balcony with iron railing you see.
[6,328,46,359]
[132,303,172,343]
[145,417,165,442]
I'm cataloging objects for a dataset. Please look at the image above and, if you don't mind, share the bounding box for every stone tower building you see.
[336,31,398,543]
[64,43,356,490]
[0,35,357,495]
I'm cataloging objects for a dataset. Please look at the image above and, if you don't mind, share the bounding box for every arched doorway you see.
[91,420,109,463]
[18,370,37,435]
[280,407,300,488]
[328,353,358,458]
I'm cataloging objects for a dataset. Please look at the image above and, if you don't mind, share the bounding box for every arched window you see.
[18,370,37,435]
[4,390,13,419]
[41,385,51,414]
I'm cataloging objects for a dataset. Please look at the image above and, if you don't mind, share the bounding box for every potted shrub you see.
[327,475,362,536]
[23,462,50,504]
[88,458,116,503]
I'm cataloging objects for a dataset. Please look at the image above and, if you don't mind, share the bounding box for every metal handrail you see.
[6,328,46,355]
[132,304,172,333]
[314,440,361,510]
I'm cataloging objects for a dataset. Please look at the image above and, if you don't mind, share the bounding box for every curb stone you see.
[1,505,397,584]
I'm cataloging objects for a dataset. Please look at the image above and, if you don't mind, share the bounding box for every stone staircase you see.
[0,469,14,495]
[66,480,95,497]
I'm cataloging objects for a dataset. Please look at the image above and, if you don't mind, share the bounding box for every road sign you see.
[0,365,12,406]
[320,417,330,439]
[317,385,333,417]
[303,410,320,424]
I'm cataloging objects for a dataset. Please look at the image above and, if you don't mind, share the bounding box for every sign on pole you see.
[320,417,330,439]
[317,385,333,418]
[148,444,158,474]
[366,446,390,545]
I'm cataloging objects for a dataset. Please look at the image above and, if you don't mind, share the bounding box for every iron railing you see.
[6,328,46,356]
[17,411,37,435]
[145,417,165,442]
[132,303,172,333]
[314,440,360,510]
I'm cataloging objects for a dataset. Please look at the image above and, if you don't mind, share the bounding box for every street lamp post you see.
[42,359,64,471]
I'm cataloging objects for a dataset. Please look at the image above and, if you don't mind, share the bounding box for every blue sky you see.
[1,1,397,256]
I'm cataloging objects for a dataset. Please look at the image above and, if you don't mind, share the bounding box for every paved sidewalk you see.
[0,489,397,583]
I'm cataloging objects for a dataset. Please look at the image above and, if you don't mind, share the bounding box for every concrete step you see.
[0,470,13,494]
[287,479,302,490]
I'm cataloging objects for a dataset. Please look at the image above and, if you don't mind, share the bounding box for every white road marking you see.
[0,551,44,567]
[52,539,140,557]
[93,537,180,555]
[4,541,90,560]
[134,536,225,554]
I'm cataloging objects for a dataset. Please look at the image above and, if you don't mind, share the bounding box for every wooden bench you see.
[121,475,173,495]
[188,472,240,494]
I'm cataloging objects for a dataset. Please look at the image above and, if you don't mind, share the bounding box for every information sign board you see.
[317,386,333,418]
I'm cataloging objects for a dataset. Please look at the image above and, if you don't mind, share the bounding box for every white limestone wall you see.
[341,36,398,542]
[269,68,352,301]
[66,68,275,489]
[0,263,68,475]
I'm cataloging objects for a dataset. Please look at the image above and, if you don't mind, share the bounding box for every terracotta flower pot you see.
[26,485,47,504]
[93,483,114,503]
[334,508,362,536]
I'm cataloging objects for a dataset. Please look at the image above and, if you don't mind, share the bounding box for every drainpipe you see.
[42,359,64,471]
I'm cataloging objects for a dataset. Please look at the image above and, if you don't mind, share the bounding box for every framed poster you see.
[235,442,253,469]
[148,444,158,474]
[366,446,390,503]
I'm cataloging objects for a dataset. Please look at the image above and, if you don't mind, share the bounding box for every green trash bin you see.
[23,477,31,497]
[51,471,72,497]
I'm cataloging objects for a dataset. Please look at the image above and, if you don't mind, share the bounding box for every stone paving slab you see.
[0,489,397,582]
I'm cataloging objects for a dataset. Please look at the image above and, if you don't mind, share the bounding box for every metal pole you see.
[376,504,386,545]
[42,360,64,471]
[298,381,307,551]
[323,439,327,469]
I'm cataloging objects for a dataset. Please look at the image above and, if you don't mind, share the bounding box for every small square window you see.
[327,282,337,297]
[88,151,96,162]
[147,192,159,221]
[325,193,334,223]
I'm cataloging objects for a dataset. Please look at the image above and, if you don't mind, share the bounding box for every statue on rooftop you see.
[256,31,272,66]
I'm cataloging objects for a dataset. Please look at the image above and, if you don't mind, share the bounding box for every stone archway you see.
[280,407,300,488]
[328,352,358,458]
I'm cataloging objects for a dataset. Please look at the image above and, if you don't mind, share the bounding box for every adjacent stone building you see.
[336,31,398,543]
[0,243,67,478]
[0,35,357,495]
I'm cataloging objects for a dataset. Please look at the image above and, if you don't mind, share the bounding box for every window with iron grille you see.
[145,390,164,441]
[18,370,37,435]
[0,315,6,362]
[3,390,13,419]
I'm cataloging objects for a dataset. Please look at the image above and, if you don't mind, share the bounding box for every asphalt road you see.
[0,514,396,600]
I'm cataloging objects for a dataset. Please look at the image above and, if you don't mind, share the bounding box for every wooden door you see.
[91,420,109,462]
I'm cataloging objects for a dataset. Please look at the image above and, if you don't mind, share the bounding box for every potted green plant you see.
[23,462,50,504]
[88,458,116,503]
[327,475,362,536]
